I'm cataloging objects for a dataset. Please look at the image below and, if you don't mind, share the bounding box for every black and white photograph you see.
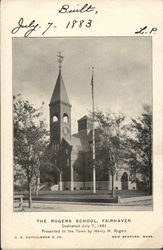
[2,1,163,249]
[13,37,152,212]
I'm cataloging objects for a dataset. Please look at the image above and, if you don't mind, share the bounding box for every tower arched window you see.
[63,113,69,123]
[53,115,58,122]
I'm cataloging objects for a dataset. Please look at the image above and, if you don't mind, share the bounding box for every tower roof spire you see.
[50,53,71,106]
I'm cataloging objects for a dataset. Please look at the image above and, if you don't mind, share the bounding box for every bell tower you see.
[49,52,71,147]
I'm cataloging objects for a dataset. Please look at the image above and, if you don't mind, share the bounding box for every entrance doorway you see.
[121,172,128,190]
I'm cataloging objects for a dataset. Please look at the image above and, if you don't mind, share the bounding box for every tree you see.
[13,94,48,208]
[40,145,61,188]
[126,105,152,194]
[14,163,27,191]
[94,111,127,197]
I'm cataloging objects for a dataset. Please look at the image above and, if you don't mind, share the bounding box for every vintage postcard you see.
[1,0,163,249]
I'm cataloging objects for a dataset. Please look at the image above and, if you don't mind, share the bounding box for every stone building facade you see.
[49,65,136,191]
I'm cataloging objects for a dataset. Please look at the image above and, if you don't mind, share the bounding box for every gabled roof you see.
[71,133,90,152]
[78,115,92,121]
[71,136,83,152]
[50,70,71,106]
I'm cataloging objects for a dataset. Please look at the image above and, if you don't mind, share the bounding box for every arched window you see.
[121,172,129,190]
[63,113,69,123]
[53,115,58,122]
[121,172,128,182]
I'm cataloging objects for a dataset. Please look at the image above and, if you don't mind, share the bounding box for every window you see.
[53,115,58,122]
[121,172,128,182]
[66,149,68,154]
[63,113,69,123]
[116,174,118,181]
[67,159,69,167]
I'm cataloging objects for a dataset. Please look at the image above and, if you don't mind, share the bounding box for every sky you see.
[13,37,152,133]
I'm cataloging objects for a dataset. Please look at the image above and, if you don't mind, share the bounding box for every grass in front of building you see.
[15,189,150,201]
[14,190,152,212]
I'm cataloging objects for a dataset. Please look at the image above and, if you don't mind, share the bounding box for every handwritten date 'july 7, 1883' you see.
[11,4,97,38]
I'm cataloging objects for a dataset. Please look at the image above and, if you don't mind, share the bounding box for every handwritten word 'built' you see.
[58,4,98,14]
